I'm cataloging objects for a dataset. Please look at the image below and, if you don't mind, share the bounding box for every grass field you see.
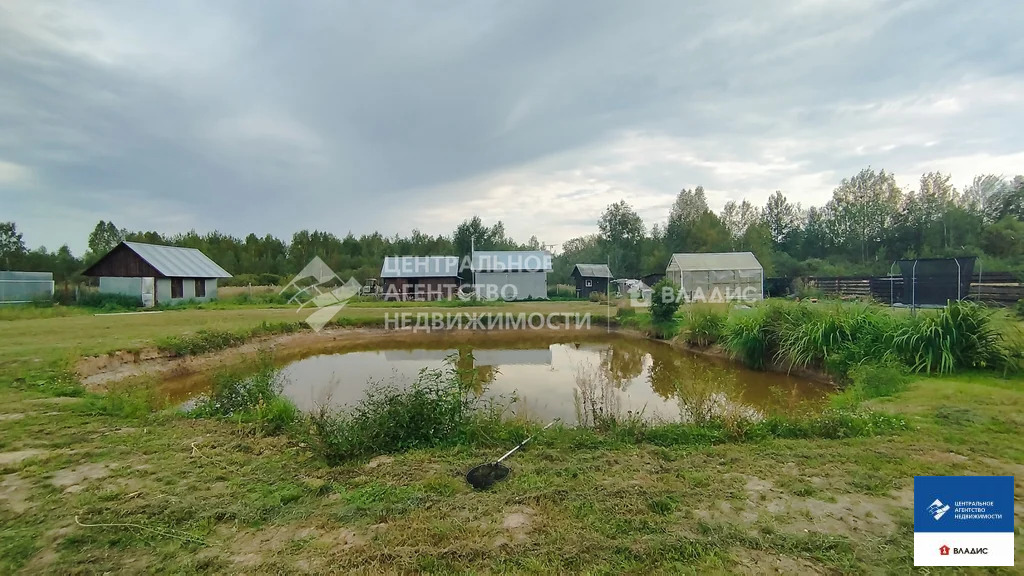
[1,301,1022,574]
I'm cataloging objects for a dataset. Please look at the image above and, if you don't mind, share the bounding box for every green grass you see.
[1,304,1022,573]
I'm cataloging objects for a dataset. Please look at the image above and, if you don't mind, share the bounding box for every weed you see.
[682,306,727,347]
[831,361,911,408]
[307,364,509,463]
[189,355,300,435]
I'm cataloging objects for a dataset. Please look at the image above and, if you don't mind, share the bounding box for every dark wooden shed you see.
[570,264,612,299]
[380,256,461,301]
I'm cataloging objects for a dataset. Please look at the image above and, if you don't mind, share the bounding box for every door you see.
[141,277,155,308]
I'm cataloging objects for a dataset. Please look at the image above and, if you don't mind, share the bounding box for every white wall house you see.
[84,241,232,307]
[471,250,552,301]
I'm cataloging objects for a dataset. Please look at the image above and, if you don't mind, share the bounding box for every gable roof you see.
[471,250,552,272]
[381,256,460,278]
[667,252,762,272]
[84,241,232,278]
[571,264,612,278]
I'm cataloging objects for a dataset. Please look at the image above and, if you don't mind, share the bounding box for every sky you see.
[2,0,1023,255]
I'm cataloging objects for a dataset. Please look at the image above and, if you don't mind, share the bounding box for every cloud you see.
[1,0,1023,254]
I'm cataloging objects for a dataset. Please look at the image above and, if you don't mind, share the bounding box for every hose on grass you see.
[74,515,206,545]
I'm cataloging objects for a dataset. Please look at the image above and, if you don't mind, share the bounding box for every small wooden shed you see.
[380,256,461,301]
[570,264,612,299]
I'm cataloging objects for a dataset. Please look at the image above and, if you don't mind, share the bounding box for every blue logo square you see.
[914,476,1014,533]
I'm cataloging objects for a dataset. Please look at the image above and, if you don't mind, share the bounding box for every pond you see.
[167,332,832,424]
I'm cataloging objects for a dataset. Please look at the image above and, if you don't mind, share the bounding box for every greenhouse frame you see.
[665,252,763,303]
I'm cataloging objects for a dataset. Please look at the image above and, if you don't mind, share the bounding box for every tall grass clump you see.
[682,306,726,347]
[893,301,1012,374]
[722,308,770,369]
[307,365,512,464]
[190,355,299,434]
[775,305,898,376]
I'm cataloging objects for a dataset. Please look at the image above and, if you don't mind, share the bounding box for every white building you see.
[471,250,552,301]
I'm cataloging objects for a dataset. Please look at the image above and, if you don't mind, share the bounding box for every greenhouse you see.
[665,252,763,303]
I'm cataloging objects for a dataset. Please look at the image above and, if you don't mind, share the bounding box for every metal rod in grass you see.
[466,418,559,490]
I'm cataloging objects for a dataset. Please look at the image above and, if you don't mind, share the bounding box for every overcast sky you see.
[2,0,1023,255]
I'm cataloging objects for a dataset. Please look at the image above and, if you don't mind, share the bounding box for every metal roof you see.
[0,271,52,281]
[571,264,612,278]
[380,256,461,278]
[667,252,762,272]
[123,241,232,278]
[471,250,552,272]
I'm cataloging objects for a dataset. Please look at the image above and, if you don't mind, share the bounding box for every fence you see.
[805,272,1023,306]
[0,271,55,303]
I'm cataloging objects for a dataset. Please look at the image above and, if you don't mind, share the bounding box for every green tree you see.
[827,168,903,263]
[761,191,799,247]
[0,221,26,269]
[86,220,124,262]
[597,201,645,278]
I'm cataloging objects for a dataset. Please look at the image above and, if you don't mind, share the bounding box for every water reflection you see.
[258,337,829,424]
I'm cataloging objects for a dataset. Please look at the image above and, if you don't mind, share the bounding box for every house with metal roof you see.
[83,241,232,307]
[665,252,763,303]
[570,264,612,299]
[471,250,552,300]
[380,256,461,301]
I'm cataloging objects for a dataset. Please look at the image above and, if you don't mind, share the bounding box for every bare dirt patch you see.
[365,455,394,469]
[0,449,48,465]
[732,548,827,575]
[498,506,535,546]
[50,462,112,493]
[0,474,33,513]
[226,524,365,567]
[697,474,899,538]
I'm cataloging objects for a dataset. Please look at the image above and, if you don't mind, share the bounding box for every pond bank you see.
[76,326,618,389]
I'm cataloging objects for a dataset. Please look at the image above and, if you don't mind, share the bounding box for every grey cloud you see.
[1,0,1023,252]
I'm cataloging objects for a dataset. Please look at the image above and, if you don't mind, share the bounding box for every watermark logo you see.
[928,499,950,521]
[281,256,361,331]
[384,312,591,332]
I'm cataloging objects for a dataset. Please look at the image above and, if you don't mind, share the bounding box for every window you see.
[585,279,593,287]
[195,279,206,298]
[171,278,183,299]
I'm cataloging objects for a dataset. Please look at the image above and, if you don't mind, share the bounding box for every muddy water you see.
[166,332,831,424]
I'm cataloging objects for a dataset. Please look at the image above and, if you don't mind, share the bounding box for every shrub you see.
[682,306,726,347]
[76,292,142,311]
[1016,299,1024,319]
[588,291,606,303]
[649,279,682,338]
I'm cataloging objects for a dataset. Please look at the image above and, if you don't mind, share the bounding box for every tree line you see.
[2,168,1022,288]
